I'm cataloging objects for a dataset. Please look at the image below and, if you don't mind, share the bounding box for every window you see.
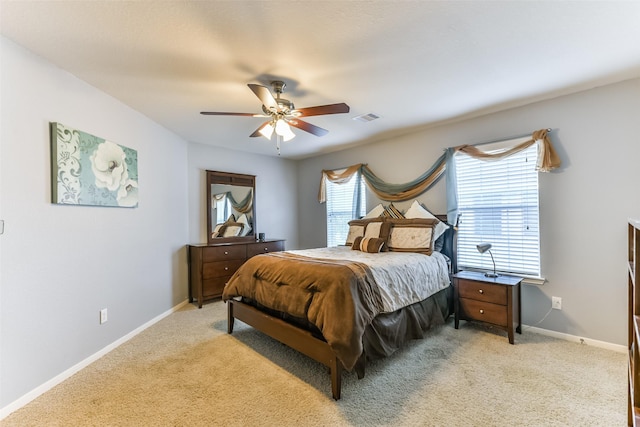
[214,195,231,224]
[326,173,366,247]
[455,143,541,277]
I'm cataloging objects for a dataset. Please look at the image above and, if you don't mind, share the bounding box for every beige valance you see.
[454,128,560,172]
[318,128,560,204]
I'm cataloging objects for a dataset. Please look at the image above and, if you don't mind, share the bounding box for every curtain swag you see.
[318,128,560,205]
[213,190,253,214]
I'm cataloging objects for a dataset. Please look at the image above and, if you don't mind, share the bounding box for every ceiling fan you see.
[201,81,350,154]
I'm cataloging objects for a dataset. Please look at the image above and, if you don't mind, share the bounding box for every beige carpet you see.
[3,301,626,427]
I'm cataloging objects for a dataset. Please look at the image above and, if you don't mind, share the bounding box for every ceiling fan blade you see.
[288,119,329,137]
[294,103,350,117]
[249,121,272,137]
[248,84,278,111]
[200,111,266,117]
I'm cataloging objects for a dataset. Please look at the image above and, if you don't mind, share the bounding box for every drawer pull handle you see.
[224,267,228,271]
[478,289,484,294]
[479,309,484,314]
[224,251,228,255]
[264,248,268,251]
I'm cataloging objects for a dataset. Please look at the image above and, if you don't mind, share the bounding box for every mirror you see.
[206,170,256,244]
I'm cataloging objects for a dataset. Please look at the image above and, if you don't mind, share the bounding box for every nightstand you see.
[452,270,523,344]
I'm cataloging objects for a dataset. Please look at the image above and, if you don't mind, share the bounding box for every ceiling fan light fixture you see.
[275,119,296,141]
[281,128,295,142]
[259,123,274,140]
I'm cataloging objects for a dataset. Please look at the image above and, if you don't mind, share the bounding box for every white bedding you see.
[287,246,451,313]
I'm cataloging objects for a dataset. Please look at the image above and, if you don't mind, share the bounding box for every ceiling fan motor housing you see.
[271,80,286,94]
[262,98,294,115]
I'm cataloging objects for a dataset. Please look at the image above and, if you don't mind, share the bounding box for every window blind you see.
[456,143,541,277]
[326,173,366,247]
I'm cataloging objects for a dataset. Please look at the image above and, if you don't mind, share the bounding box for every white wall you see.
[187,142,298,249]
[0,35,300,413]
[2,27,637,416]
[0,37,190,409]
[298,78,640,346]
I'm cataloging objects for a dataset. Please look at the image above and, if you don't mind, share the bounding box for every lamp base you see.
[484,272,500,278]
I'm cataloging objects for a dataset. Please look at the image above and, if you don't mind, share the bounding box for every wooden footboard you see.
[227,299,343,400]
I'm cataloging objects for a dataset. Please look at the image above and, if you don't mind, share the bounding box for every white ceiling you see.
[2,1,640,159]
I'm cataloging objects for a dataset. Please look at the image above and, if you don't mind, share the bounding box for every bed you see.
[222,212,457,400]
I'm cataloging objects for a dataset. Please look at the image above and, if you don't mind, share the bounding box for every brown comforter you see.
[222,252,384,371]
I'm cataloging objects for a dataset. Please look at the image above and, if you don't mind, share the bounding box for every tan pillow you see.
[222,222,243,237]
[346,219,367,246]
[386,218,438,255]
[359,237,386,253]
[363,218,391,245]
[351,236,363,250]
[347,218,389,246]
[404,200,449,241]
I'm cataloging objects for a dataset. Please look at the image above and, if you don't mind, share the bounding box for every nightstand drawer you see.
[458,297,507,327]
[457,279,507,305]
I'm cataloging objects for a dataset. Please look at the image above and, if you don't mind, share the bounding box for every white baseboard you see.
[0,299,190,420]
[525,325,627,353]
[1,303,624,420]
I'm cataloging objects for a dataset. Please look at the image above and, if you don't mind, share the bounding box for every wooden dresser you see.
[188,239,285,308]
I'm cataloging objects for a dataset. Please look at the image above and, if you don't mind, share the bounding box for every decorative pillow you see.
[363,220,383,238]
[346,219,367,246]
[225,214,236,223]
[359,237,386,253]
[237,213,252,236]
[382,203,405,219]
[404,200,449,242]
[221,222,243,237]
[351,236,363,250]
[211,223,225,238]
[363,203,385,219]
[363,218,391,246]
[386,218,438,255]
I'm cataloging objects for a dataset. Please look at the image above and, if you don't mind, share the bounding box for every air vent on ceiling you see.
[352,113,380,122]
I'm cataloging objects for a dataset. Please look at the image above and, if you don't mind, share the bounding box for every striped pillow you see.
[382,203,405,219]
[359,237,386,253]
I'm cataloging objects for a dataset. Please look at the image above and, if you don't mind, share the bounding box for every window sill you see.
[521,276,546,286]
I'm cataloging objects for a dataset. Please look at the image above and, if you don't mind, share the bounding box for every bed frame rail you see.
[227,299,343,400]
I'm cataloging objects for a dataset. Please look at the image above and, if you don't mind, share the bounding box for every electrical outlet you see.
[552,296,562,310]
[100,308,108,324]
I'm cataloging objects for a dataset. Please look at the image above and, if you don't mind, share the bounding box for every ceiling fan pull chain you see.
[276,135,281,156]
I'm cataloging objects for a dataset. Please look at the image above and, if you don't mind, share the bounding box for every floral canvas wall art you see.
[51,122,138,207]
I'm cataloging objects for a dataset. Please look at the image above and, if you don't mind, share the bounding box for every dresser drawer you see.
[457,279,507,305]
[202,245,246,262]
[202,276,230,298]
[202,259,245,279]
[458,297,507,327]
[247,241,285,258]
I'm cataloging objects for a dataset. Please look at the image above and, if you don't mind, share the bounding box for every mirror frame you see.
[206,170,256,245]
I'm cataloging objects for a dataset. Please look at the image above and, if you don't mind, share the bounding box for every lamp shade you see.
[476,243,492,254]
[476,243,498,277]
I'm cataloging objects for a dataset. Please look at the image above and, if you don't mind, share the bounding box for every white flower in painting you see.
[90,141,128,191]
[117,179,138,207]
